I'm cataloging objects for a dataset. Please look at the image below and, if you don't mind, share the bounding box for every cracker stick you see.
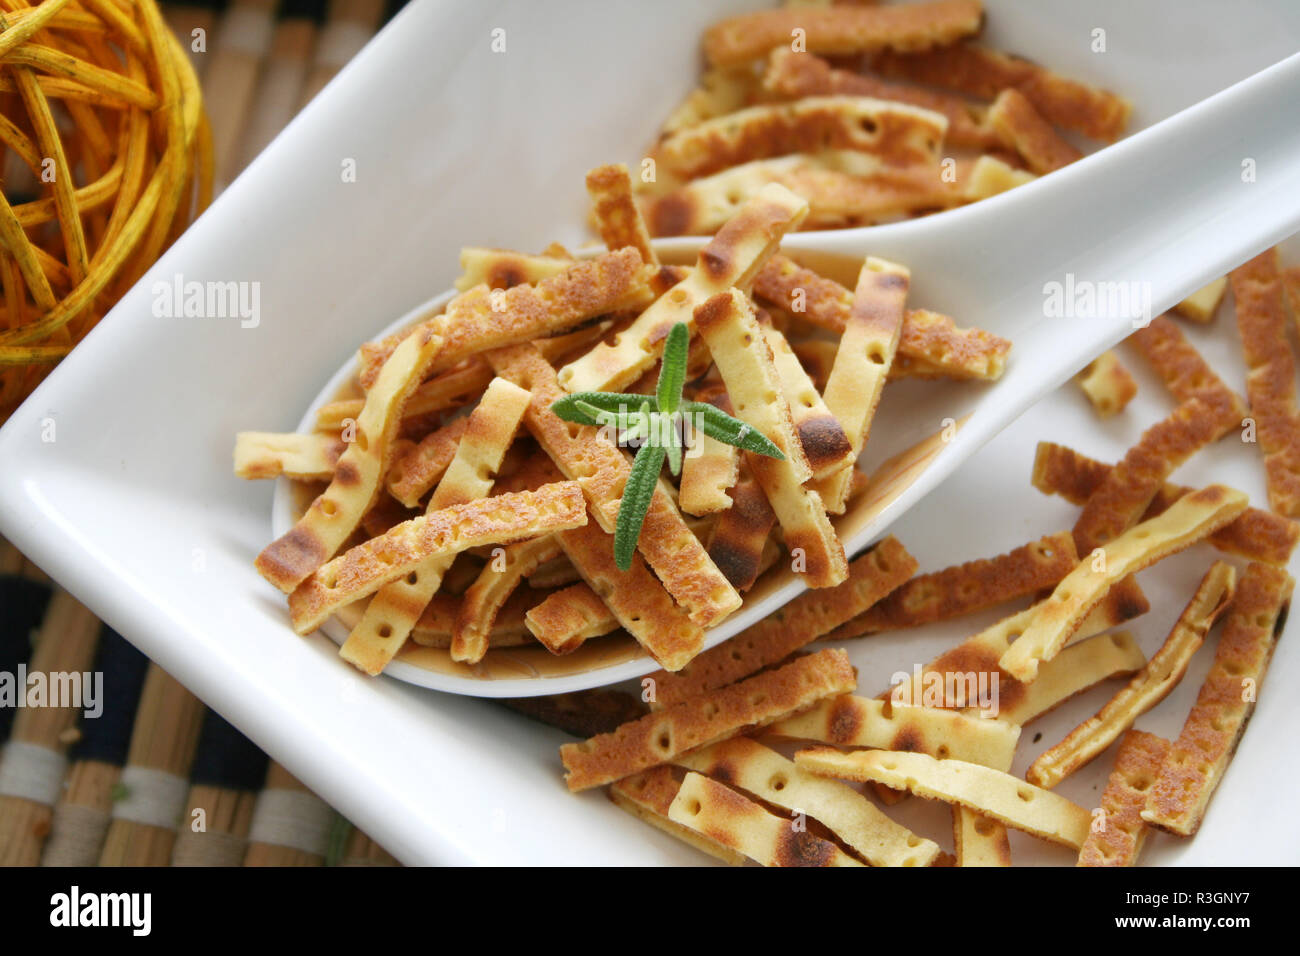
[609,768,745,866]
[677,737,940,867]
[661,65,759,137]
[586,163,656,266]
[1075,351,1136,418]
[651,537,914,709]
[524,582,618,655]
[412,587,545,648]
[1127,314,1246,417]
[555,518,705,671]
[560,184,808,394]
[341,378,532,673]
[560,647,856,791]
[993,632,1147,726]
[1078,730,1171,867]
[1028,562,1236,789]
[962,154,1036,201]
[356,249,655,388]
[827,531,1077,640]
[954,809,1012,867]
[706,477,778,591]
[454,247,572,292]
[1000,484,1248,682]
[315,359,493,431]
[234,431,347,480]
[668,772,864,867]
[1032,441,1299,565]
[678,386,740,516]
[1173,277,1228,323]
[986,88,1082,174]
[1232,248,1300,516]
[527,555,582,589]
[753,255,1010,381]
[762,47,995,149]
[695,289,847,586]
[763,324,852,480]
[256,317,452,592]
[874,42,1132,142]
[1141,562,1294,836]
[768,695,1021,770]
[452,535,563,659]
[816,257,910,513]
[490,343,741,627]
[386,417,470,508]
[1072,396,1241,554]
[702,0,984,67]
[288,483,587,634]
[796,749,1092,849]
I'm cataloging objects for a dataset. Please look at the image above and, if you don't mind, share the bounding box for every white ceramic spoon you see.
[276,50,1300,696]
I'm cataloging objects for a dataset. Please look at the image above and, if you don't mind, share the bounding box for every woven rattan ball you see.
[0,0,212,420]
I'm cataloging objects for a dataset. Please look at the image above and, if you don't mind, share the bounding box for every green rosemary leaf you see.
[614,442,666,571]
[656,322,690,415]
[552,391,658,426]
[684,401,785,459]
[665,418,684,477]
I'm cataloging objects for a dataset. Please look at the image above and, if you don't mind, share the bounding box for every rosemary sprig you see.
[551,321,784,570]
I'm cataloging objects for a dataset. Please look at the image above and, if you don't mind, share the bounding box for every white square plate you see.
[2,0,1299,864]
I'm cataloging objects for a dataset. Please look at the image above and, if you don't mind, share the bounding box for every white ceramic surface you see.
[2,0,1300,863]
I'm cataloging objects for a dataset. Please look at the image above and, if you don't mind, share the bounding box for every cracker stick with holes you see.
[676,738,940,867]
[652,537,915,709]
[694,289,846,586]
[1142,562,1294,836]
[1232,248,1300,516]
[1000,485,1248,682]
[386,418,470,508]
[1032,442,1299,565]
[341,378,532,674]
[609,768,745,866]
[560,647,855,791]
[316,360,493,432]
[489,343,741,627]
[986,88,1082,174]
[1028,562,1236,789]
[287,483,587,634]
[561,185,807,394]
[1075,352,1136,418]
[660,65,759,138]
[954,809,1012,867]
[668,772,864,867]
[816,257,910,513]
[1174,278,1228,323]
[356,249,655,388]
[1127,314,1246,417]
[991,632,1146,726]
[234,432,347,480]
[828,531,1077,640]
[1078,730,1171,867]
[762,324,853,480]
[797,749,1093,849]
[702,0,984,67]
[454,248,571,292]
[524,582,618,655]
[411,588,544,649]
[586,164,656,266]
[452,536,564,663]
[678,385,740,516]
[874,42,1132,142]
[706,476,778,592]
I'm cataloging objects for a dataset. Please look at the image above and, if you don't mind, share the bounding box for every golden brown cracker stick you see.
[527,554,583,589]
[762,324,852,480]
[874,42,1132,142]
[256,318,451,592]
[954,809,1012,867]
[608,768,746,866]
[586,163,657,266]
[986,87,1082,174]
[559,648,856,791]
[1075,351,1136,418]
[1141,562,1294,836]
[993,631,1147,726]
[705,477,778,592]
[234,431,347,480]
[560,184,808,394]
[652,537,915,709]
[287,483,587,634]
[962,154,1037,201]
[524,582,619,656]
[676,738,940,867]
[386,417,470,508]
[661,65,759,137]
[1173,277,1228,323]
[342,377,531,674]
[489,343,741,627]
[1000,484,1248,682]
[761,47,994,149]
[797,748,1092,849]
[678,386,741,516]
[411,588,543,648]
[668,771,864,866]
[1077,730,1171,867]
[1127,314,1246,417]
[357,249,655,389]
[816,257,910,513]
[827,531,1077,640]
[451,534,564,663]
[1028,561,1236,789]
[703,0,985,67]
[1032,441,1299,565]
[316,360,493,433]
[453,247,572,292]
[1232,248,1300,516]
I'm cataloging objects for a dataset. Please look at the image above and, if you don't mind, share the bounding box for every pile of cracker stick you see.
[635,0,1131,235]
